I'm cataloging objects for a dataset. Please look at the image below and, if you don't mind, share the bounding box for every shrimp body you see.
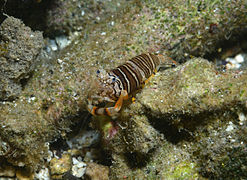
[87,53,176,116]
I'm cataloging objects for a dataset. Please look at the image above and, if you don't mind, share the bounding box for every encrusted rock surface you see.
[109,58,247,179]
[85,162,109,180]
[0,0,247,179]
[49,153,72,179]
[0,16,43,100]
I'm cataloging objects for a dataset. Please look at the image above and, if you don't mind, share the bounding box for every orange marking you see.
[144,75,154,84]
[105,108,111,116]
[114,90,128,112]
[91,106,97,116]
[114,97,123,111]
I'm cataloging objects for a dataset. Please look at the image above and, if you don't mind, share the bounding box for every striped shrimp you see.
[87,53,177,117]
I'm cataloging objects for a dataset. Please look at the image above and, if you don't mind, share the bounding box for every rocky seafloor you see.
[0,0,247,179]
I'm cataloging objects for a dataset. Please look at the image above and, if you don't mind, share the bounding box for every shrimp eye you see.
[96,70,100,74]
[112,77,116,82]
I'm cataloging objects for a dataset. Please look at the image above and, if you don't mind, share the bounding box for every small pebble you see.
[226,122,234,132]
[34,167,50,180]
[49,40,58,51]
[55,35,71,49]
[71,157,87,178]
[81,10,85,16]
[235,54,244,63]
[238,112,246,122]
[57,59,63,64]
[49,153,72,178]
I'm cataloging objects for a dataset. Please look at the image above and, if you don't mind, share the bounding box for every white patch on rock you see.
[72,157,87,178]
[35,167,50,180]
[235,54,244,63]
[55,35,71,50]
[226,121,234,132]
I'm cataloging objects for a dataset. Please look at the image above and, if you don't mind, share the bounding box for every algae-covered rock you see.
[0,16,43,100]
[0,0,48,31]
[109,58,247,179]
[134,0,247,62]
[0,163,15,177]
[45,0,129,36]
[16,168,34,180]
[0,0,247,177]
[49,153,72,179]
[189,111,247,179]
[137,58,247,117]
[85,162,109,180]
[0,0,130,37]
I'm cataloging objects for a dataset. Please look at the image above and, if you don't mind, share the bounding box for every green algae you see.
[129,0,247,61]
[161,161,199,180]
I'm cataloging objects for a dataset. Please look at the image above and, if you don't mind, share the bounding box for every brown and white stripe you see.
[109,53,161,95]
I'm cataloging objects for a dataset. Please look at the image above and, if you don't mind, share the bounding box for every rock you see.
[0,0,247,177]
[71,157,87,178]
[44,0,128,36]
[110,58,247,179]
[16,168,34,180]
[66,130,100,149]
[49,153,72,179]
[98,114,161,156]
[0,16,43,100]
[0,164,15,177]
[137,58,247,118]
[0,138,11,156]
[34,167,50,180]
[85,162,109,180]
